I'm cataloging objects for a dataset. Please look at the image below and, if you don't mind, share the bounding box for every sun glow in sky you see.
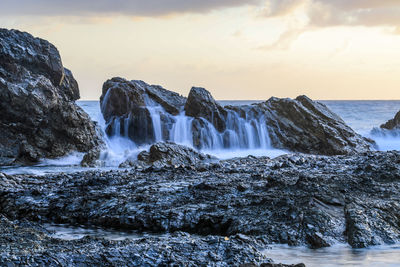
[1,0,400,100]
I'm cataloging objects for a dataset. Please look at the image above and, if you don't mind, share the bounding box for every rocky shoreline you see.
[2,150,400,265]
[2,28,400,266]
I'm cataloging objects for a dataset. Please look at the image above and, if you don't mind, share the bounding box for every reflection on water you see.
[265,244,400,267]
[44,224,400,267]
[44,224,143,241]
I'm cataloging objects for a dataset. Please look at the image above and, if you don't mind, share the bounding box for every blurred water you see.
[265,244,400,267]
[1,100,399,175]
[43,223,400,267]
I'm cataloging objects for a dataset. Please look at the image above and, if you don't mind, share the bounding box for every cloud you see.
[308,0,400,29]
[264,0,400,29]
[0,0,261,17]
[260,0,400,50]
[265,0,308,17]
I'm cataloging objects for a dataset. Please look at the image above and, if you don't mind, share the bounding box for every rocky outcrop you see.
[0,215,276,266]
[101,77,371,155]
[100,78,186,145]
[120,142,216,168]
[0,29,102,165]
[381,110,400,130]
[260,95,372,155]
[225,95,373,155]
[2,151,400,249]
[185,86,227,132]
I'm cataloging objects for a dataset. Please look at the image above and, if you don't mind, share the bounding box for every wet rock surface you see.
[0,28,102,166]
[227,95,372,155]
[380,110,400,130]
[0,215,272,266]
[120,142,216,168]
[1,151,400,252]
[101,78,371,155]
[185,86,227,132]
[372,110,400,137]
[100,78,186,145]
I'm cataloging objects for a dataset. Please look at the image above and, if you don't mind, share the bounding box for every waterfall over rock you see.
[100,78,373,156]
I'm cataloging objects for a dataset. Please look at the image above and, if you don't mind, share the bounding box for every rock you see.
[0,28,102,165]
[0,216,271,266]
[80,146,103,167]
[371,110,400,138]
[100,78,186,144]
[227,95,373,155]
[145,84,186,115]
[2,151,400,249]
[185,86,227,132]
[100,77,371,155]
[380,110,400,130]
[133,141,216,168]
[263,95,373,155]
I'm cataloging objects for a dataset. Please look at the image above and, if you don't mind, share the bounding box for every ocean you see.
[1,100,399,175]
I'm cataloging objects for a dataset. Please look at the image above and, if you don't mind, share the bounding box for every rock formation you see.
[184,86,227,132]
[100,78,186,145]
[255,95,372,155]
[0,29,102,165]
[371,110,400,137]
[2,151,400,249]
[120,142,216,168]
[100,78,372,155]
[380,110,400,131]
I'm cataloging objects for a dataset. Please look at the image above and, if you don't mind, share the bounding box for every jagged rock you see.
[185,86,227,132]
[100,78,186,145]
[121,142,216,168]
[381,110,400,130]
[227,95,372,155]
[0,29,102,165]
[2,151,400,249]
[372,109,400,137]
[100,77,372,155]
[145,83,186,115]
[261,95,373,155]
[0,216,272,266]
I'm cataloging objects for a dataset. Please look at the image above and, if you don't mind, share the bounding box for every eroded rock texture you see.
[101,77,372,155]
[0,29,102,165]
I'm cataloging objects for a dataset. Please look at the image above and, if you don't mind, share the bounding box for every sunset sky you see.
[1,0,400,100]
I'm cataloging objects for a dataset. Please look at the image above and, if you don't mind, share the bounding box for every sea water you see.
[1,100,400,175]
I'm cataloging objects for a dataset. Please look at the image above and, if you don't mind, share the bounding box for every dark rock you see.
[100,77,369,155]
[145,84,186,115]
[263,95,373,155]
[0,28,102,165]
[380,110,400,130]
[227,95,373,155]
[2,151,400,249]
[100,78,186,144]
[371,110,400,138]
[0,216,270,266]
[185,86,227,132]
[125,142,216,168]
[100,77,146,122]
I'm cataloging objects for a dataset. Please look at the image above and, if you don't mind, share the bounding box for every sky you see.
[1,0,400,100]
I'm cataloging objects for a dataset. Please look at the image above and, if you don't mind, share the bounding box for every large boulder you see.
[261,95,373,155]
[184,87,227,132]
[0,29,102,165]
[121,142,215,168]
[100,78,186,145]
